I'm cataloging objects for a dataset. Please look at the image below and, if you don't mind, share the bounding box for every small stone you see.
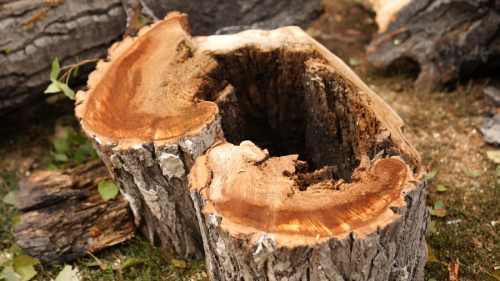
[393,84,403,92]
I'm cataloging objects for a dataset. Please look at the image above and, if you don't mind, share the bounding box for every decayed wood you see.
[366,0,500,92]
[0,0,323,115]
[190,143,428,280]
[14,160,136,264]
[75,11,429,276]
[186,28,428,280]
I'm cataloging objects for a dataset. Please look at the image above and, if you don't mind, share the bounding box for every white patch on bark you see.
[110,154,122,169]
[123,192,141,220]
[208,214,219,227]
[158,153,185,179]
[138,187,161,220]
[93,135,101,144]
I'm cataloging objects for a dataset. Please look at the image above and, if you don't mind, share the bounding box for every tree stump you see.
[188,27,429,280]
[365,0,500,92]
[0,0,322,115]
[75,11,430,275]
[15,160,136,264]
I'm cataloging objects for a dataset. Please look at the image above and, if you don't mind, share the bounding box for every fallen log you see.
[0,0,322,115]
[75,11,430,278]
[15,160,137,265]
[366,0,500,92]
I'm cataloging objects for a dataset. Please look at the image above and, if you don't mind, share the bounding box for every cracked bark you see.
[366,0,500,92]
[0,0,322,114]
[14,160,137,264]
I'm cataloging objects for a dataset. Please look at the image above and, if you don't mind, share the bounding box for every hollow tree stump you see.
[75,12,430,275]
[365,0,500,92]
[188,28,429,280]
[15,160,136,264]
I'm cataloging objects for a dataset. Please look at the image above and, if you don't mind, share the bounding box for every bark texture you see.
[93,119,223,260]
[367,0,500,92]
[0,0,322,115]
[14,160,137,264]
[191,168,429,281]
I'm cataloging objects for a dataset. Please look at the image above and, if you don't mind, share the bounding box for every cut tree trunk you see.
[365,0,500,92]
[0,0,322,115]
[75,11,430,277]
[15,160,136,264]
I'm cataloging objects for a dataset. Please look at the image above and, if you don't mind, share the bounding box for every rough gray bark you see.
[15,160,137,264]
[0,0,322,115]
[190,155,430,281]
[367,0,500,92]
[92,118,223,260]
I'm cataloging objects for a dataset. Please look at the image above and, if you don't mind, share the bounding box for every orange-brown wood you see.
[190,141,418,246]
[75,12,219,150]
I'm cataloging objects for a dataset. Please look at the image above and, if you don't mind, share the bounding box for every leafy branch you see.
[44,57,102,100]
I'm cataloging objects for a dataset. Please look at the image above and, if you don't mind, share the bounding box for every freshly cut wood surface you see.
[15,160,136,264]
[75,12,220,150]
[191,141,414,245]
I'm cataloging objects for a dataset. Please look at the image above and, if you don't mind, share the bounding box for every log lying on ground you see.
[366,0,500,92]
[75,11,429,275]
[0,0,322,115]
[15,160,136,264]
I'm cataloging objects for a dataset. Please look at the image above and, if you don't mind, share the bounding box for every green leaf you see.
[119,258,145,270]
[44,81,62,94]
[158,248,173,263]
[348,58,361,67]
[74,150,84,165]
[427,170,437,181]
[98,181,119,201]
[172,259,187,268]
[67,133,87,144]
[436,184,447,192]
[14,266,36,281]
[86,141,98,159]
[59,83,75,100]
[54,265,79,281]
[47,164,59,171]
[11,215,21,228]
[430,200,448,217]
[2,191,18,206]
[9,244,25,256]
[461,167,479,178]
[73,65,79,78]
[427,244,438,262]
[427,221,436,235]
[13,255,38,268]
[50,57,60,82]
[428,279,437,281]
[0,252,14,266]
[0,267,21,281]
[50,152,68,162]
[492,270,500,280]
[53,138,69,154]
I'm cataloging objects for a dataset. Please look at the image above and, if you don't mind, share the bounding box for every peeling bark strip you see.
[14,160,136,265]
[0,0,322,115]
[366,0,500,92]
[75,11,429,275]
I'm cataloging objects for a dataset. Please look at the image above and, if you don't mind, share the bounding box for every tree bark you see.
[14,160,137,265]
[366,0,500,92]
[75,12,429,276]
[0,0,322,115]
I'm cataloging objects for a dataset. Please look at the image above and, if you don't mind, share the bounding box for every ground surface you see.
[1,0,500,280]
